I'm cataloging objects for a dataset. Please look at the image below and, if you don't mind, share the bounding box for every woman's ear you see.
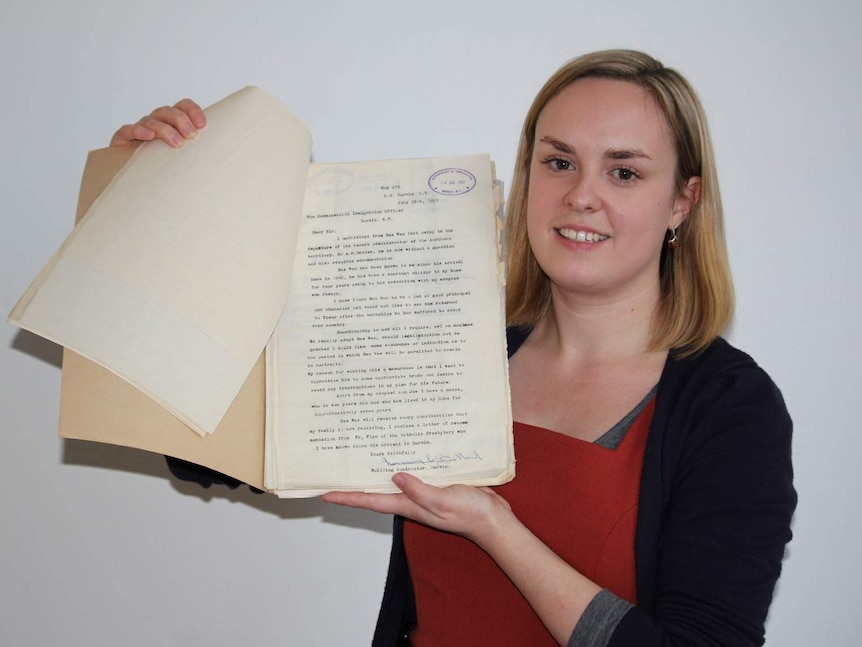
[672,175,702,228]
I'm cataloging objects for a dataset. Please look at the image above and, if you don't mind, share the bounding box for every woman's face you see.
[526,77,698,303]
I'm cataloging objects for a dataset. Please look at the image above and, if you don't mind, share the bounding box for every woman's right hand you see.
[110,98,207,148]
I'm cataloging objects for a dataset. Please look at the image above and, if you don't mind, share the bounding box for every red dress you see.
[403,399,653,645]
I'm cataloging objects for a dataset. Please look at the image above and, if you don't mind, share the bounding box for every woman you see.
[116,50,796,646]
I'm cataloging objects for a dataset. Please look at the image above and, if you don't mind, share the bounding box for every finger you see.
[392,472,454,517]
[389,473,476,529]
[322,474,447,522]
[145,105,200,143]
[110,122,155,147]
[137,115,189,148]
[174,98,207,129]
[393,471,424,492]
[108,97,208,148]
[110,111,188,148]
[322,490,415,516]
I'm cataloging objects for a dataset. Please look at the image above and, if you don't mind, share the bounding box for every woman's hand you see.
[323,472,512,545]
[110,98,207,148]
[325,472,600,645]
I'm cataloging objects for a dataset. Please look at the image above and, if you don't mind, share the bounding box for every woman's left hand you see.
[323,472,512,545]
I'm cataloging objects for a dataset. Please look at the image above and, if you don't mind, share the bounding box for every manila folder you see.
[58,146,266,490]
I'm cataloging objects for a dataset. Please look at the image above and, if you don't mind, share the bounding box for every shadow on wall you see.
[10,328,63,369]
[60,439,393,535]
[11,329,392,536]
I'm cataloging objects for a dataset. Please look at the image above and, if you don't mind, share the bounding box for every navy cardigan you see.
[371,329,797,646]
[167,329,796,646]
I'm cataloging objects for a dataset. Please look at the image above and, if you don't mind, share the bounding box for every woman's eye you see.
[612,167,639,182]
[542,157,571,171]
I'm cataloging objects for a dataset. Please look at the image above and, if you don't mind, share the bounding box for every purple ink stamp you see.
[428,167,477,196]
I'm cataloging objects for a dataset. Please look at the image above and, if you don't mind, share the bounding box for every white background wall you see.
[1,1,858,644]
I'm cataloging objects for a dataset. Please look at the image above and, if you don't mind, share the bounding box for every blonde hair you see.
[506,49,734,355]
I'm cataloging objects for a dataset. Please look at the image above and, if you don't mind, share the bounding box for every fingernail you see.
[392,473,406,488]
[171,135,184,148]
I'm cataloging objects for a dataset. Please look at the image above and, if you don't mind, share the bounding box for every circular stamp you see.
[428,167,477,196]
[307,167,355,195]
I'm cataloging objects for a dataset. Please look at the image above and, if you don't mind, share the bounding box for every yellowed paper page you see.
[56,145,266,489]
[10,87,312,436]
[266,155,513,495]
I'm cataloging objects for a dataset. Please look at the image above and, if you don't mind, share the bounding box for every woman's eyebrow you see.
[538,136,576,154]
[538,136,653,162]
[605,148,653,161]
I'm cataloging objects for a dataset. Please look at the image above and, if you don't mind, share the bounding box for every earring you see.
[667,227,678,250]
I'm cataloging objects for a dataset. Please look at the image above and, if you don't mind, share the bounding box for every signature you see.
[381,450,483,468]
